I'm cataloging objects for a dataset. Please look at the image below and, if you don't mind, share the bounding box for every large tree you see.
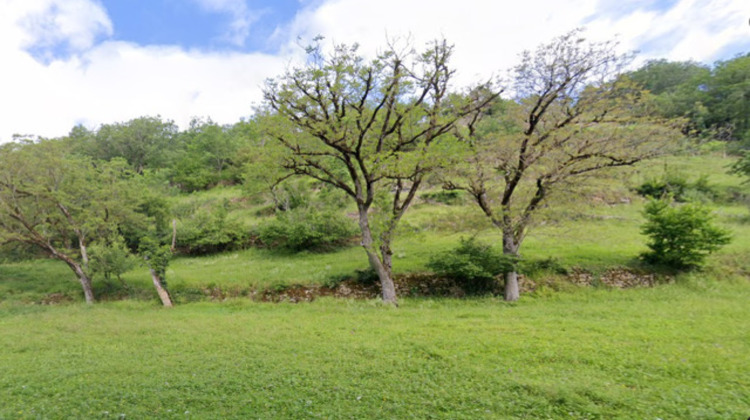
[261,39,495,304]
[70,116,179,173]
[0,139,143,303]
[707,54,750,143]
[627,59,711,135]
[444,31,681,301]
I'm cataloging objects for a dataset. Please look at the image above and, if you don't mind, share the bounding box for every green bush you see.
[640,199,731,268]
[519,257,568,276]
[427,237,515,295]
[88,234,138,283]
[635,173,689,200]
[636,173,719,203]
[257,207,358,252]
[421,190,464,205]
[175,202,248,255]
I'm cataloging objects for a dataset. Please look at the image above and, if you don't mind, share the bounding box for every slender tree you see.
[0,140,142,303]
[261,39,495,304]
[444,30,681,300]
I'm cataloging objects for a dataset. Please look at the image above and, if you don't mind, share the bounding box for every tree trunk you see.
[149,269,173,307]
[357,206,398,305]
[55,251,95,304]
[79,241,89,271]
[503,271,520,301]
[502,232,520,302]
[170,219,177,253]
[71,262,95,304]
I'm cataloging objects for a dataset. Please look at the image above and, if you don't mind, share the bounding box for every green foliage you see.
[706,54,750,144]
[636,171,723,203]
[421,190,465,205]
[427,237,515,294]
[138,236,172,280]
[73,116,180,173]
[168,118,246,192]
[731,151,750,182]
[88,234,137,283]
[257,207,357,252]
[627,59,711,135]
[518,257,569,276]
[640,199,731,268]
[636,173,688,200]
[174,201,248,255]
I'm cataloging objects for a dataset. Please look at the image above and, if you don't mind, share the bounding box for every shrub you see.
[636,173,719,203]
[635,173,689,200]
[88,234,138,283]
[519,257,568,276]
[427,237,515,295]
[257,207,358,252]
[421,190,464,205]
[175,202,248,255]
[640,199,731,268]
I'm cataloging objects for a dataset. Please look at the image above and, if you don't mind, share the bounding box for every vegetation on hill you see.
[0,32,748,305]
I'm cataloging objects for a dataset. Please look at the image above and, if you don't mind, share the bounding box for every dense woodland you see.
[1,32,749,305]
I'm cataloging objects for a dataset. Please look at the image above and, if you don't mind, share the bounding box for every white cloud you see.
[10,0,112,53]
[0,0,747,142]
[0,0,286,141]
[191,0,264,47]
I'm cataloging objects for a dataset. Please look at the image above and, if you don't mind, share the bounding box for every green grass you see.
[0,280,748,418]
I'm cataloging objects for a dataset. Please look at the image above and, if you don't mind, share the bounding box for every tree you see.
[707,54,750,144]
[139,236,174,307]
[170,118,241,191]
[77,116,179,173]
[261,39,495,304]
[640,198,731,268]
[628,59,711,135]
[0,140,142,303]
[444,30,681,301]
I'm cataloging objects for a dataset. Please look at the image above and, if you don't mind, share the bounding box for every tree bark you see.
[149,269,173,307]
[502,232,520,302]
[54,251,95,304]
[357,206,398,305]
[170,219,177,253]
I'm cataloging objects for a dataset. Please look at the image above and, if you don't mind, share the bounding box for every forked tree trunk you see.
[358,207,398,305]
[149,269,173,307]
[502,232,520,302]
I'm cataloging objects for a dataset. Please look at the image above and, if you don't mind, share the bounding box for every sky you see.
[0,0,748,142]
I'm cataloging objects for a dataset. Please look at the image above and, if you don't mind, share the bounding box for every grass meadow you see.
[1,280,748,419]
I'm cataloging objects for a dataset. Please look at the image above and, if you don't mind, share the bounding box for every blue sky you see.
[101,0,302,52]
[0,0,748,142]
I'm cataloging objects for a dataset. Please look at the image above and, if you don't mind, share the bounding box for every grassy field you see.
[0,280,748,419]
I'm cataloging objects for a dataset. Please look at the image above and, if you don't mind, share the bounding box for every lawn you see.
[0,280,748,419]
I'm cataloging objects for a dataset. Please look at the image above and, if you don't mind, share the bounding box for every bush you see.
[635,173,689,200]
[88,234,137,283]
[427,237,515,295]
[636,173,719,203]
[519,257,568,276]
[421,190,464,205]
[257,207,358,252]
[175,202,248,255]
[640,199,731,268]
